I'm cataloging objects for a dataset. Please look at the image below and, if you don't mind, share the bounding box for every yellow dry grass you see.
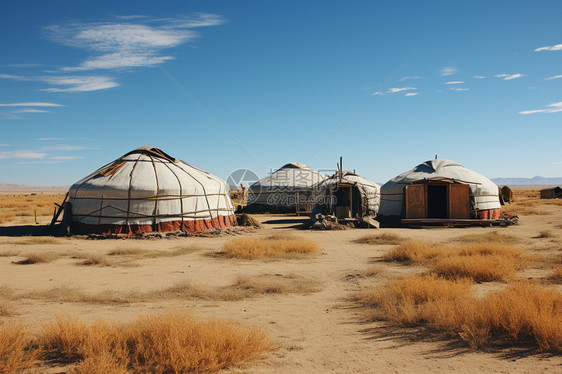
[221,236,319,259]
[107,246,199,258]
[14,252,58,264]
[359,276,562,352]
[383,240,447,262]
[37,313,272,373]
[352,233,404,245]
[0,193,66,224]
[383,241,526,282]
[452,231,519,244]
[0,324,38,373]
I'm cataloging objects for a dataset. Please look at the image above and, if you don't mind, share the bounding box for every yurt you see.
[313,171,380,220]
[379,159,501,222]
[246,162,327,214]
[66,147,236,235]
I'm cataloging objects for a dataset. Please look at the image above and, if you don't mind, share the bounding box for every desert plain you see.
[0,189,560,373]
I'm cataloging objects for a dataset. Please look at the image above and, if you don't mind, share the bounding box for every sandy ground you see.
[0,200,561,373]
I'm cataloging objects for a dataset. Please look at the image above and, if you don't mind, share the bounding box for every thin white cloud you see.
[519,101,562,115]
[0,144,10,147]
[43,145,91,151]
[535,43,562,52]
[0,73,116,93]
[0,151,47,159]
[451,87,470,91]
[439,66,457,76]
[387,87,416,94]
[404,92,418,97]
[473,75,485,79]
[38,137,66,141]
[0,102,63,107]
[545,74,562,80]
[370,91,384,96]
[10,109,49,113]
[45,13,225,71]
[40,75,118,92]
[399,76,420,81]
[495,73,523,80]
[445,81,464,85]
[51,156,83,160]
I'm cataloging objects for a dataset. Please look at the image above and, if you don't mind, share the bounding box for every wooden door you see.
[448,184,470,219]
[405,184,426,218]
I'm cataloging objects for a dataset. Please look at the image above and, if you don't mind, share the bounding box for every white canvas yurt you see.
[67,147,236,235]
[246,162,327,213]
[313,171,380,219]
[379,159,501,222]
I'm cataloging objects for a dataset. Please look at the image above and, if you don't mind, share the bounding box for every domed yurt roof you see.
[68,147,235,235]
[379,159,500,217]
[315,171,381,216]
[249,162,326,191]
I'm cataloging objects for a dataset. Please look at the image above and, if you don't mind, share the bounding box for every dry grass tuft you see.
[537,230,553,238]
[0,324,38,373]
[0,302,14,317]
[352,233,404,245]
[13,252,58,264]
[37,313,272,372]
[359,276,562,351]
[551,265,562,284]
[79,255,112,266]
[107,246,199,259]
[383,240,446,263]
[453,231,519,244]
[236,213,263,228]
[433,254,520,282]
[10,237,61,245]
[383,241,526,282]
[220,236,319,259]
[233,273,321,295]
[0,250,19,257]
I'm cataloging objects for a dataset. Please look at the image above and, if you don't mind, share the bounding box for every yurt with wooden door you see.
[246,162,327,214]
[313,171,380,220]
[379,159,501,223]
[66,147,236,235]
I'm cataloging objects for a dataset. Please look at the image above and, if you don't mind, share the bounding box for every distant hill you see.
[0,182,69,191]
[491,176,562,186]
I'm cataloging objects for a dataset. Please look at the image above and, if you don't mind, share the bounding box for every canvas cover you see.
[247,162,327,209]
[68,147,235,234]
[379,159,501,217]
[315,171,381,216]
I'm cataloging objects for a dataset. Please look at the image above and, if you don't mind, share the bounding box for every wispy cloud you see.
[371,87,418,97]
[0,73,118,93]
[439,66,457,76]
[495,73,523,80]
[445,81,464,85]
[519,101,562,115]
[545,74,562,80]
[450,87,470,91]
[473,75,485,79]
[399,76,420,81]
[0,144,10,147]
[535,43,562,52]
[39,75,118,92]
[45,13,225,71]
[38,137,66,141]
[387,87,416,94]
[0,102,63,107]
[0,151,48,159]
[10,109,50,113]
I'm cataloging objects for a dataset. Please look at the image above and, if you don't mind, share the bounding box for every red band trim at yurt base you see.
[476,208,501,220]
[71,215,236,235]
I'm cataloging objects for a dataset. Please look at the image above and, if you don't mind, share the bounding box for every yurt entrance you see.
[331,184,361,219]
[404,182,470,219]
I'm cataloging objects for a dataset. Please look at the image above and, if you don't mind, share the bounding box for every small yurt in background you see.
[67,147,235,235]
[246,162,327,214]
[379,159,501,222]
[313,171,380,220]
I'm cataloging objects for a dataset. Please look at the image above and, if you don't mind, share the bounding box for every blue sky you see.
[0,0,561,186]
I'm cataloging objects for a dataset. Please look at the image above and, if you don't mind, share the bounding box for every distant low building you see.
[540,186,562,199]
